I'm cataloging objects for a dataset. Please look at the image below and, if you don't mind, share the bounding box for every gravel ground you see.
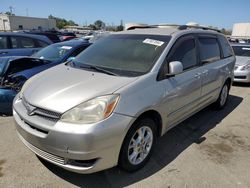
[0,83,249,188]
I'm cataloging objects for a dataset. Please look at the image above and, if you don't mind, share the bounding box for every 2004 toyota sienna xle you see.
[13,25,235,174]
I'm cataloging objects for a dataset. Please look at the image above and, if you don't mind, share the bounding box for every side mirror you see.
[67,57,75,61]
[167,61,183,76]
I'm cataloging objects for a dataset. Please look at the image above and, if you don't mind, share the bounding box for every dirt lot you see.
[0,83,249,188]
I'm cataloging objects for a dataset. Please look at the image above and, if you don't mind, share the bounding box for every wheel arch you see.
[132,110,163,137]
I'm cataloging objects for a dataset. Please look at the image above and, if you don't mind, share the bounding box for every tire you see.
[118,118,156,172]
[214,82,229,109]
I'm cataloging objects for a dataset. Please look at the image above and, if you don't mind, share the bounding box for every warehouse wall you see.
[232,23,250,37]
[0,15,11,31]
[0,14,56,31]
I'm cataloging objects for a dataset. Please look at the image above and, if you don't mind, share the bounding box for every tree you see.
[94,20,105,30]
[5,11,15,16]
[48,15,78,29]
[68,20,78,26]
[116,20,124,31]
[221,28,232,35]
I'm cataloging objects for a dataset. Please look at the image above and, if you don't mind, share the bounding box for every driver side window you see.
[168,36,198,70]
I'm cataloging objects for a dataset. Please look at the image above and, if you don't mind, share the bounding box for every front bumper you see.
[0,88,17,114]
[234,69,250,83]
[13,95,135,174]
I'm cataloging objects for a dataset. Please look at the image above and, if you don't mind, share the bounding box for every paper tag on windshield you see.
[61,46,72,50]
[242,47,250,51]
[143,38,164,46]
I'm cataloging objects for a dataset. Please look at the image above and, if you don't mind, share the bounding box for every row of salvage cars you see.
[0,39,90,114]
[1,38,249,115]
[0,26,249,174]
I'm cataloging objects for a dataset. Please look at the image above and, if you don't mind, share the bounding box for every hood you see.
[235,56,250,66]
[0,56,26,77]
[1,57,51,81]
[23,64,138,113]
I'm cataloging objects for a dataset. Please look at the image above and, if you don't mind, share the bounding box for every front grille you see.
[22,97,61,121]
[34,108,61,121]
[18,133,65,165]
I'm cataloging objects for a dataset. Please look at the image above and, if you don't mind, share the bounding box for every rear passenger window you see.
[198,37,221,63]
[10,37,18,48]
[218,35,234,58]
[0,36,8,49]
[36,40,48,48]
[169,37,197,70]
[11,37,36,49]
[20,37,36,48]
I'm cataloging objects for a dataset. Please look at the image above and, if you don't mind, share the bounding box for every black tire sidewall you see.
[118,118,157,172]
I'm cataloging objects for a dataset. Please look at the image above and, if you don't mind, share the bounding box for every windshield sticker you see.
[242,47,250,51]
[143,38,164,46]
[61,46,72,50]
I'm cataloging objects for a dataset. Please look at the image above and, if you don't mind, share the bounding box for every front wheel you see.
[214,83,229,109]
[118,118,156,172]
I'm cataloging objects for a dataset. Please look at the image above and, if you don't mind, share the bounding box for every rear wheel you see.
[214,82,229,109]
[118,118,156,172]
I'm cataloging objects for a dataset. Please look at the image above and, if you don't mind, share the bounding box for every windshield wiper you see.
[80,64,118,76]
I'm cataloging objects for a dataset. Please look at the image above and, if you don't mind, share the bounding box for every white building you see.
[232,23,250,38]
[0,14,56,31]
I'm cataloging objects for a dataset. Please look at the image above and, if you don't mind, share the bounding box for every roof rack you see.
[126,24,221,33]
[178,25,221,33]
[126,24,180,30]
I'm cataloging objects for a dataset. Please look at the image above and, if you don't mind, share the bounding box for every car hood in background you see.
[22,64,138,113]
[235,56,250,66]
[0,56,26,76]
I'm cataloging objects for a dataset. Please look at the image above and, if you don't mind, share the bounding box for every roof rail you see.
[178,25,221,33]
[126,24,221,33]
[126,24,180,30]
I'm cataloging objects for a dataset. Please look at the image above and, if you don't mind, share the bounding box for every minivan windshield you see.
[232,46,250,57]
[71,34,170,76]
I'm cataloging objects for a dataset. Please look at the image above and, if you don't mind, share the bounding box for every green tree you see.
[94,20,105,30]
[48,15,78,29]
[5,11,15,16]
[221,28,232,35]
[116,25,124,31]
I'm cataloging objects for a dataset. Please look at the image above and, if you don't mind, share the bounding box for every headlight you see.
[240,64,250,70]
[61,94,120,124]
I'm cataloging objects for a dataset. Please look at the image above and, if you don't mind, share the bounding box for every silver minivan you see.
[13,25,235,174]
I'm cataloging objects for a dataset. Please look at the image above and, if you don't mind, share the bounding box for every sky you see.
[0,0,250,29]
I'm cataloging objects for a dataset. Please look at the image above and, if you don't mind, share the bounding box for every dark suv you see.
[0,32,52,57]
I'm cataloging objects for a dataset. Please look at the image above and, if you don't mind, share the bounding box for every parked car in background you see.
[13,25,235,174]
[231,43,250,83]
[0,32,52,57]
[59,32,77,41]
[23,31,61,43]
[0,40,90,114]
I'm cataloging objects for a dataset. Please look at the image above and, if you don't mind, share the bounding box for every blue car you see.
[0,39,90,114]
[0,32,52,57]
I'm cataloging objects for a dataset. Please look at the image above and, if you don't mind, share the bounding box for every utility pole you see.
[26,8,29,16]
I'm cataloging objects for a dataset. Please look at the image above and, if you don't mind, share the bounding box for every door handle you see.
[202,70,209,75]
[0,51,8,55]
[194,73,201,78]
